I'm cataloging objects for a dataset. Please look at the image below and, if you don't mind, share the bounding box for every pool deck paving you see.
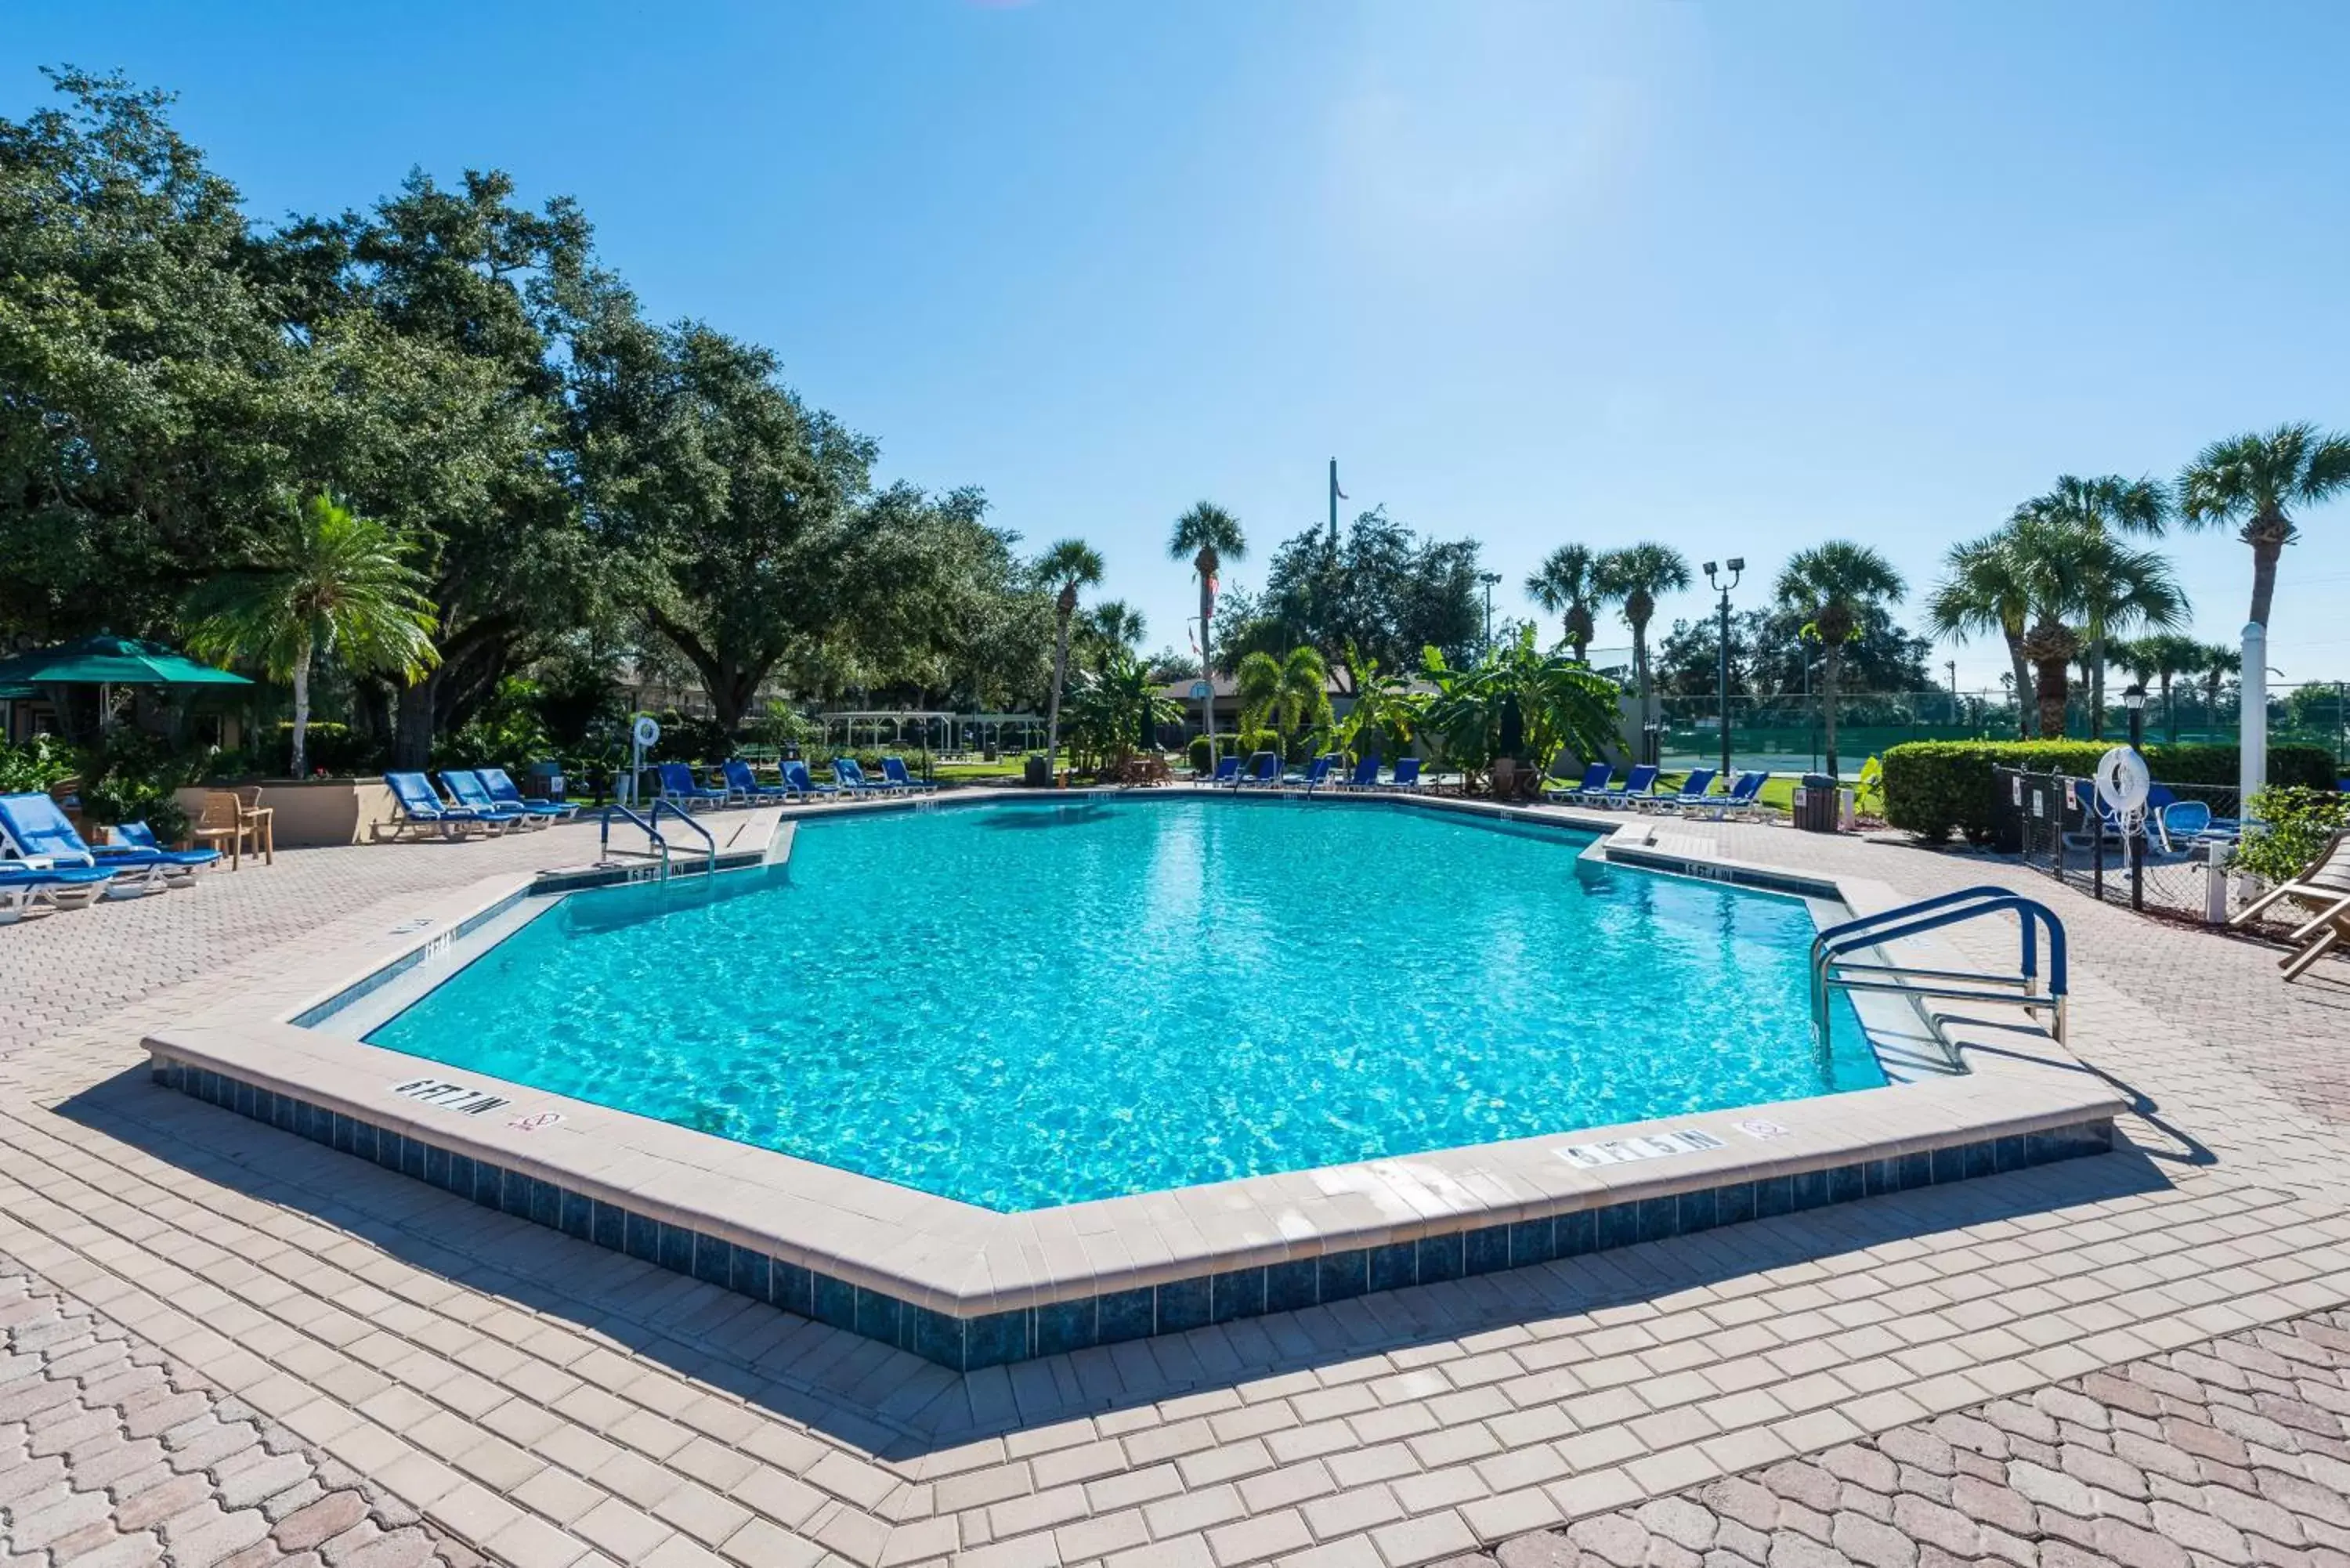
[4,797,2350,1568]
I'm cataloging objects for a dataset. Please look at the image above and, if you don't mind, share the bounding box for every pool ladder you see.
[1810,887,2069,1057]
[598,800,718,882]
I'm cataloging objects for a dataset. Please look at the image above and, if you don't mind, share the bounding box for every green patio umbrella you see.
[0,634,251,735]
[0,634,251,688]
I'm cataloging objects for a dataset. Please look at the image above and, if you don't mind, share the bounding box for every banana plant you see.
[1416,627,1622,791]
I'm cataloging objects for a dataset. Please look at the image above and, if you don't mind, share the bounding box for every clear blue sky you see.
[13,0,2350,688]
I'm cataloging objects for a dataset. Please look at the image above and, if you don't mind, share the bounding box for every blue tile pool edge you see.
[152,1053,2115,1374]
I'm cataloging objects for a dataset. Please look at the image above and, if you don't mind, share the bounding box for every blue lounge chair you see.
[831,758,888,794]
[1376,757,1423,792]
[0,792,174,896]
[1205,756,1242,786]
[1292,753,1339,792]
[2155,800,2231,854]
[1334,755,1381,792]
[107,822,222,883]
[1547,762,1613,804]
[441,770,537,829]
[781,761,837,799]
[0,861,119,921]
[656,762,728,810]
[1646,768,1719,814]
[719,759,792,804]
[1690,770,1769,820]
[880,757,938,793]
[378,772,501,839]
[1233,752,1281,789]
[479,766,580,821]
[1589,764,1661,809]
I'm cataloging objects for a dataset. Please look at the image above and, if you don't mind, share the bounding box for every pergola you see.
[814,711,1046,756]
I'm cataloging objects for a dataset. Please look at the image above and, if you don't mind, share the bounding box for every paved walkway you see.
[4,802,2350,1568]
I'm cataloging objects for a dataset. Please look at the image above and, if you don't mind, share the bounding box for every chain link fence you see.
[1994,765,2261,923]
[1640,682,2350,780]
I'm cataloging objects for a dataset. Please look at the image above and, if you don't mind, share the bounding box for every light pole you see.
[1701,558,1744,782]
[2122,683,2148,912]
[1478,572,1502,653]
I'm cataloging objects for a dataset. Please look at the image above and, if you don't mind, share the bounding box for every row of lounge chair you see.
[379,757,942,840]
[1546,764,1770,818]
[378,769,582,840]
[0,791,222,923]
[658,757,937,809]
[1204,753,1426,793]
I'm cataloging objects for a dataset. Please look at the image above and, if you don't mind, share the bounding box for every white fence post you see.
[2240,622,2267,805]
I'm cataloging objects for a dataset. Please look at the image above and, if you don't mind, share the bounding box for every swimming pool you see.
[364,796,1878,1211]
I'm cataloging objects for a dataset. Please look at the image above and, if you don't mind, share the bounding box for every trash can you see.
[1023,754,1051,788]
[1794,772,1840,833]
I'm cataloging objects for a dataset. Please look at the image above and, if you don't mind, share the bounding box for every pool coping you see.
[144,786,2128,1371]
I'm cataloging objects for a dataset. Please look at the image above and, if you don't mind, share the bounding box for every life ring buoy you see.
[2094,746,2149,815]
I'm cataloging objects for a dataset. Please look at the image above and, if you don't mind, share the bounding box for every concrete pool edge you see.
[145,799,2128,1372]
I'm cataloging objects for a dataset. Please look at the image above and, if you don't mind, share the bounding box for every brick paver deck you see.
[5,803,2350,1568]
[1,1247,478,1568]
[1488,1310,2350,1568]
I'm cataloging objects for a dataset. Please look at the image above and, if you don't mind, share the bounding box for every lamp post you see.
[1478,572,1502,653]
[2123,682,2147,912]
[1701,558,1744,783]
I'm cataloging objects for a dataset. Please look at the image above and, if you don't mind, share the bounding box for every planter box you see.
[174,779,397,848]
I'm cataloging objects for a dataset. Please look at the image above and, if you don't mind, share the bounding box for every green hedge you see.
[1882,740,2340,843]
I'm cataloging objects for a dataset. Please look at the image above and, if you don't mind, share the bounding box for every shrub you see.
[646,710,734,765]
[0,735,81,794]
[264,721,382,777]
[2235,786,2350,885]
[1237,728,1278,758]
[1882,740,2340,844]
[1187,735,1214,772]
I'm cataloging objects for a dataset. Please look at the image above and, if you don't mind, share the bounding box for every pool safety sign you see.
[389,1077,512,1117]
[1556,1127,1726,1169]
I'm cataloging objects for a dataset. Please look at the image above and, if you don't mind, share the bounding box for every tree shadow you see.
[54,1065,2179,1465]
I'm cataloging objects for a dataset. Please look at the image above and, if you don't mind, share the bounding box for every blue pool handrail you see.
[1810,886,2069,1058]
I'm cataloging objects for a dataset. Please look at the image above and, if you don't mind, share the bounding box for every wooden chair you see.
[233,785,275,864]
[190,791,252,870]
[2232,829,2350,981]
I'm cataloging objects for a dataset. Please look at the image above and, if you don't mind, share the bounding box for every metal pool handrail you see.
[598,799,718,881]
[1810,887,2070,1058]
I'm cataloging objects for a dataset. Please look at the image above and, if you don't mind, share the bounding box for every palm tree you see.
[2112,632,2207,742]
[1082,600,1147,670]
[1036,539,1105,764]
[2007,515,2187,742]
[2014,474,2171,735]
[2179,421,2350,630]
[1926,530,2036,739]
[2198,641,2243,736]
[1234,646,1330,750]
[2068,537,2187,741]
[1596,542,1690,753]
[183,493,439,777]
[1168,502,1246,754]
[1773,542,1906,779]
[1524,544,1606,660]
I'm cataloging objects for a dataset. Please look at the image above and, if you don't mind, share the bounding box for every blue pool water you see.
[367,797,1881,1211]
